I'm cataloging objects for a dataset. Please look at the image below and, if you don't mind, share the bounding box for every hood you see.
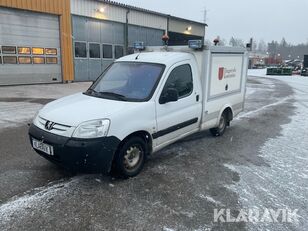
[39,93,141,127]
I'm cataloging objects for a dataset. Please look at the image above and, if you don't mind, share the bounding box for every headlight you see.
[72,119,110,138]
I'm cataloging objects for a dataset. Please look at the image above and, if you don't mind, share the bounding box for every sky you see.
[116,0,308,45]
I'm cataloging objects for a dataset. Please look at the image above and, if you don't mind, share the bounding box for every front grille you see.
[38,116,71,133]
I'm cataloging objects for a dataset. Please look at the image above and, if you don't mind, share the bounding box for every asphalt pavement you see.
[0,74,307,231]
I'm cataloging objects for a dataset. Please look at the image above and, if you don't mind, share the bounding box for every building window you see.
[127,47,135,55]
[75,42,87,58]
[18,47,31,55]
[45,48,57,55]
[89,43,100,59]
[0,56,2,64]
[3,56,17,64]
[18,56,32,64]
[103,44,113,59]
[46,57,58,64]
[33,57,45,64]
[115,45,124,59]
[32,47,44,55]
[2,46,16,54]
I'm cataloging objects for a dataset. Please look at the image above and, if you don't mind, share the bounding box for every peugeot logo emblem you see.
[45,121,55,131]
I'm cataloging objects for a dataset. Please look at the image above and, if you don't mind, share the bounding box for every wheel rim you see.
[123,145,143,170]
[218,115,225,131]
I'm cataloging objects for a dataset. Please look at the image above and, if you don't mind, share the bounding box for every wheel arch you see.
[218,105,234,125]
[117,130,153,155]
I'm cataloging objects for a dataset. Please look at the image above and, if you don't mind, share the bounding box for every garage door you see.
[0,7,61,85]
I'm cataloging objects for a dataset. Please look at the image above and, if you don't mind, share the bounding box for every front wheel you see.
[210,112,227,137]
[114,136,146,178]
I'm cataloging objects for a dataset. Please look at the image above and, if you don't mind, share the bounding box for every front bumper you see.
[28,124,120,173]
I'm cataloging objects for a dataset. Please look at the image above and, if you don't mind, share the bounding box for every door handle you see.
[196,95,200,102]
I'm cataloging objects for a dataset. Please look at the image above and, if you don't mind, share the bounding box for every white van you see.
[29,42,248,177]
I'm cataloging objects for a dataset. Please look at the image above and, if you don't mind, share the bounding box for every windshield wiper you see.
[99,91,128,101]
[85,88,98,94]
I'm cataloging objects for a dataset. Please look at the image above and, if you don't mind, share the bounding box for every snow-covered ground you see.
[228,69,308,230]
[0,71,307,230]
[0,82,91,130]
[0,102,42,129]
[0,82,91,99]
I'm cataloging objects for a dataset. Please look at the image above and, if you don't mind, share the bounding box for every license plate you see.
[32,139,54,156]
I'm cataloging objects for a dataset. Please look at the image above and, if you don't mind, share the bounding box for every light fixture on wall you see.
[96,7,105,13]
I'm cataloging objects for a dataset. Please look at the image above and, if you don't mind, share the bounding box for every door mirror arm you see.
[159,88,179,104]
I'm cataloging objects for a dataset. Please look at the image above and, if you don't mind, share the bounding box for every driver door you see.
[154,61,202,147]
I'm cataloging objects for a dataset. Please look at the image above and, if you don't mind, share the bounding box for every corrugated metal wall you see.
[128,25,164,47]
[0,7,62,85]
[71,0,126,23]
[128,9,167,31]
[70,0,167,31]
[72,15,125,81]
[169,18,205,37]
[0,0,74,82]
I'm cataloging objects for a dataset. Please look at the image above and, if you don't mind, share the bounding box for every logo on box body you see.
[218,67,237,80]
[218,67,224,80]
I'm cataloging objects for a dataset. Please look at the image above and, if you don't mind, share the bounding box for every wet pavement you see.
[0,75,307,231]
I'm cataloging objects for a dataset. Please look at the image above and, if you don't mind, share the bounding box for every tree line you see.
[206,37,308,60]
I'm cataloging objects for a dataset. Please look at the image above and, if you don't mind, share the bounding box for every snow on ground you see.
[0,177,80,227]
[236,96,291,120]
[0,102,42,129]
[229,70,308,230]
[245,87,257,96]
[0,82,91,130]
[248,69,308,94]
[230,103,308,230]
[0,82,91,99]
[1,71,307,230]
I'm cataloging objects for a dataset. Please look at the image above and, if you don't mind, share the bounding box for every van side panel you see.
[201,47,248,130]
[208,54,244,99]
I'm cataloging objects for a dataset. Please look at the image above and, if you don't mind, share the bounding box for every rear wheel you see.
[114,136,146,178]
[210,112,227,137]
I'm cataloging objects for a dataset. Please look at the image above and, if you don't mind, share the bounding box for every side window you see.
[103,44,113,59]
[32,47,44,55]
[18,47,31,55]
[75,42,87,58]
[45,48,57,55]
[89,43,100,58]
[3,56,17,64]
[114,45,124,59]
[18,56,32,64]
[2,46,16,54]
[161,64,193,99]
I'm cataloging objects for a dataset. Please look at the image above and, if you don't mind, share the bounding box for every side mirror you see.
[159,88,179,104]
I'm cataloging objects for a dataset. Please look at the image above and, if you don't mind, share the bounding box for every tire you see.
[210,112,227,137]
[114,136,146,178]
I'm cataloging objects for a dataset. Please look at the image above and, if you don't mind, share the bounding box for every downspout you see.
[167,14,170,36]
[124,8,130,55]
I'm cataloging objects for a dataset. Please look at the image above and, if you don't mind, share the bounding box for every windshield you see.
[86,62,165,102]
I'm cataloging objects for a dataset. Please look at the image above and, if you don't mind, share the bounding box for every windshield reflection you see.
[87,62,165,102]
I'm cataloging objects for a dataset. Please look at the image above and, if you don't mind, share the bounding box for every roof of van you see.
[116,52,194,66]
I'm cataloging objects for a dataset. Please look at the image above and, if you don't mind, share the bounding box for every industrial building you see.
[0,0,206,85]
